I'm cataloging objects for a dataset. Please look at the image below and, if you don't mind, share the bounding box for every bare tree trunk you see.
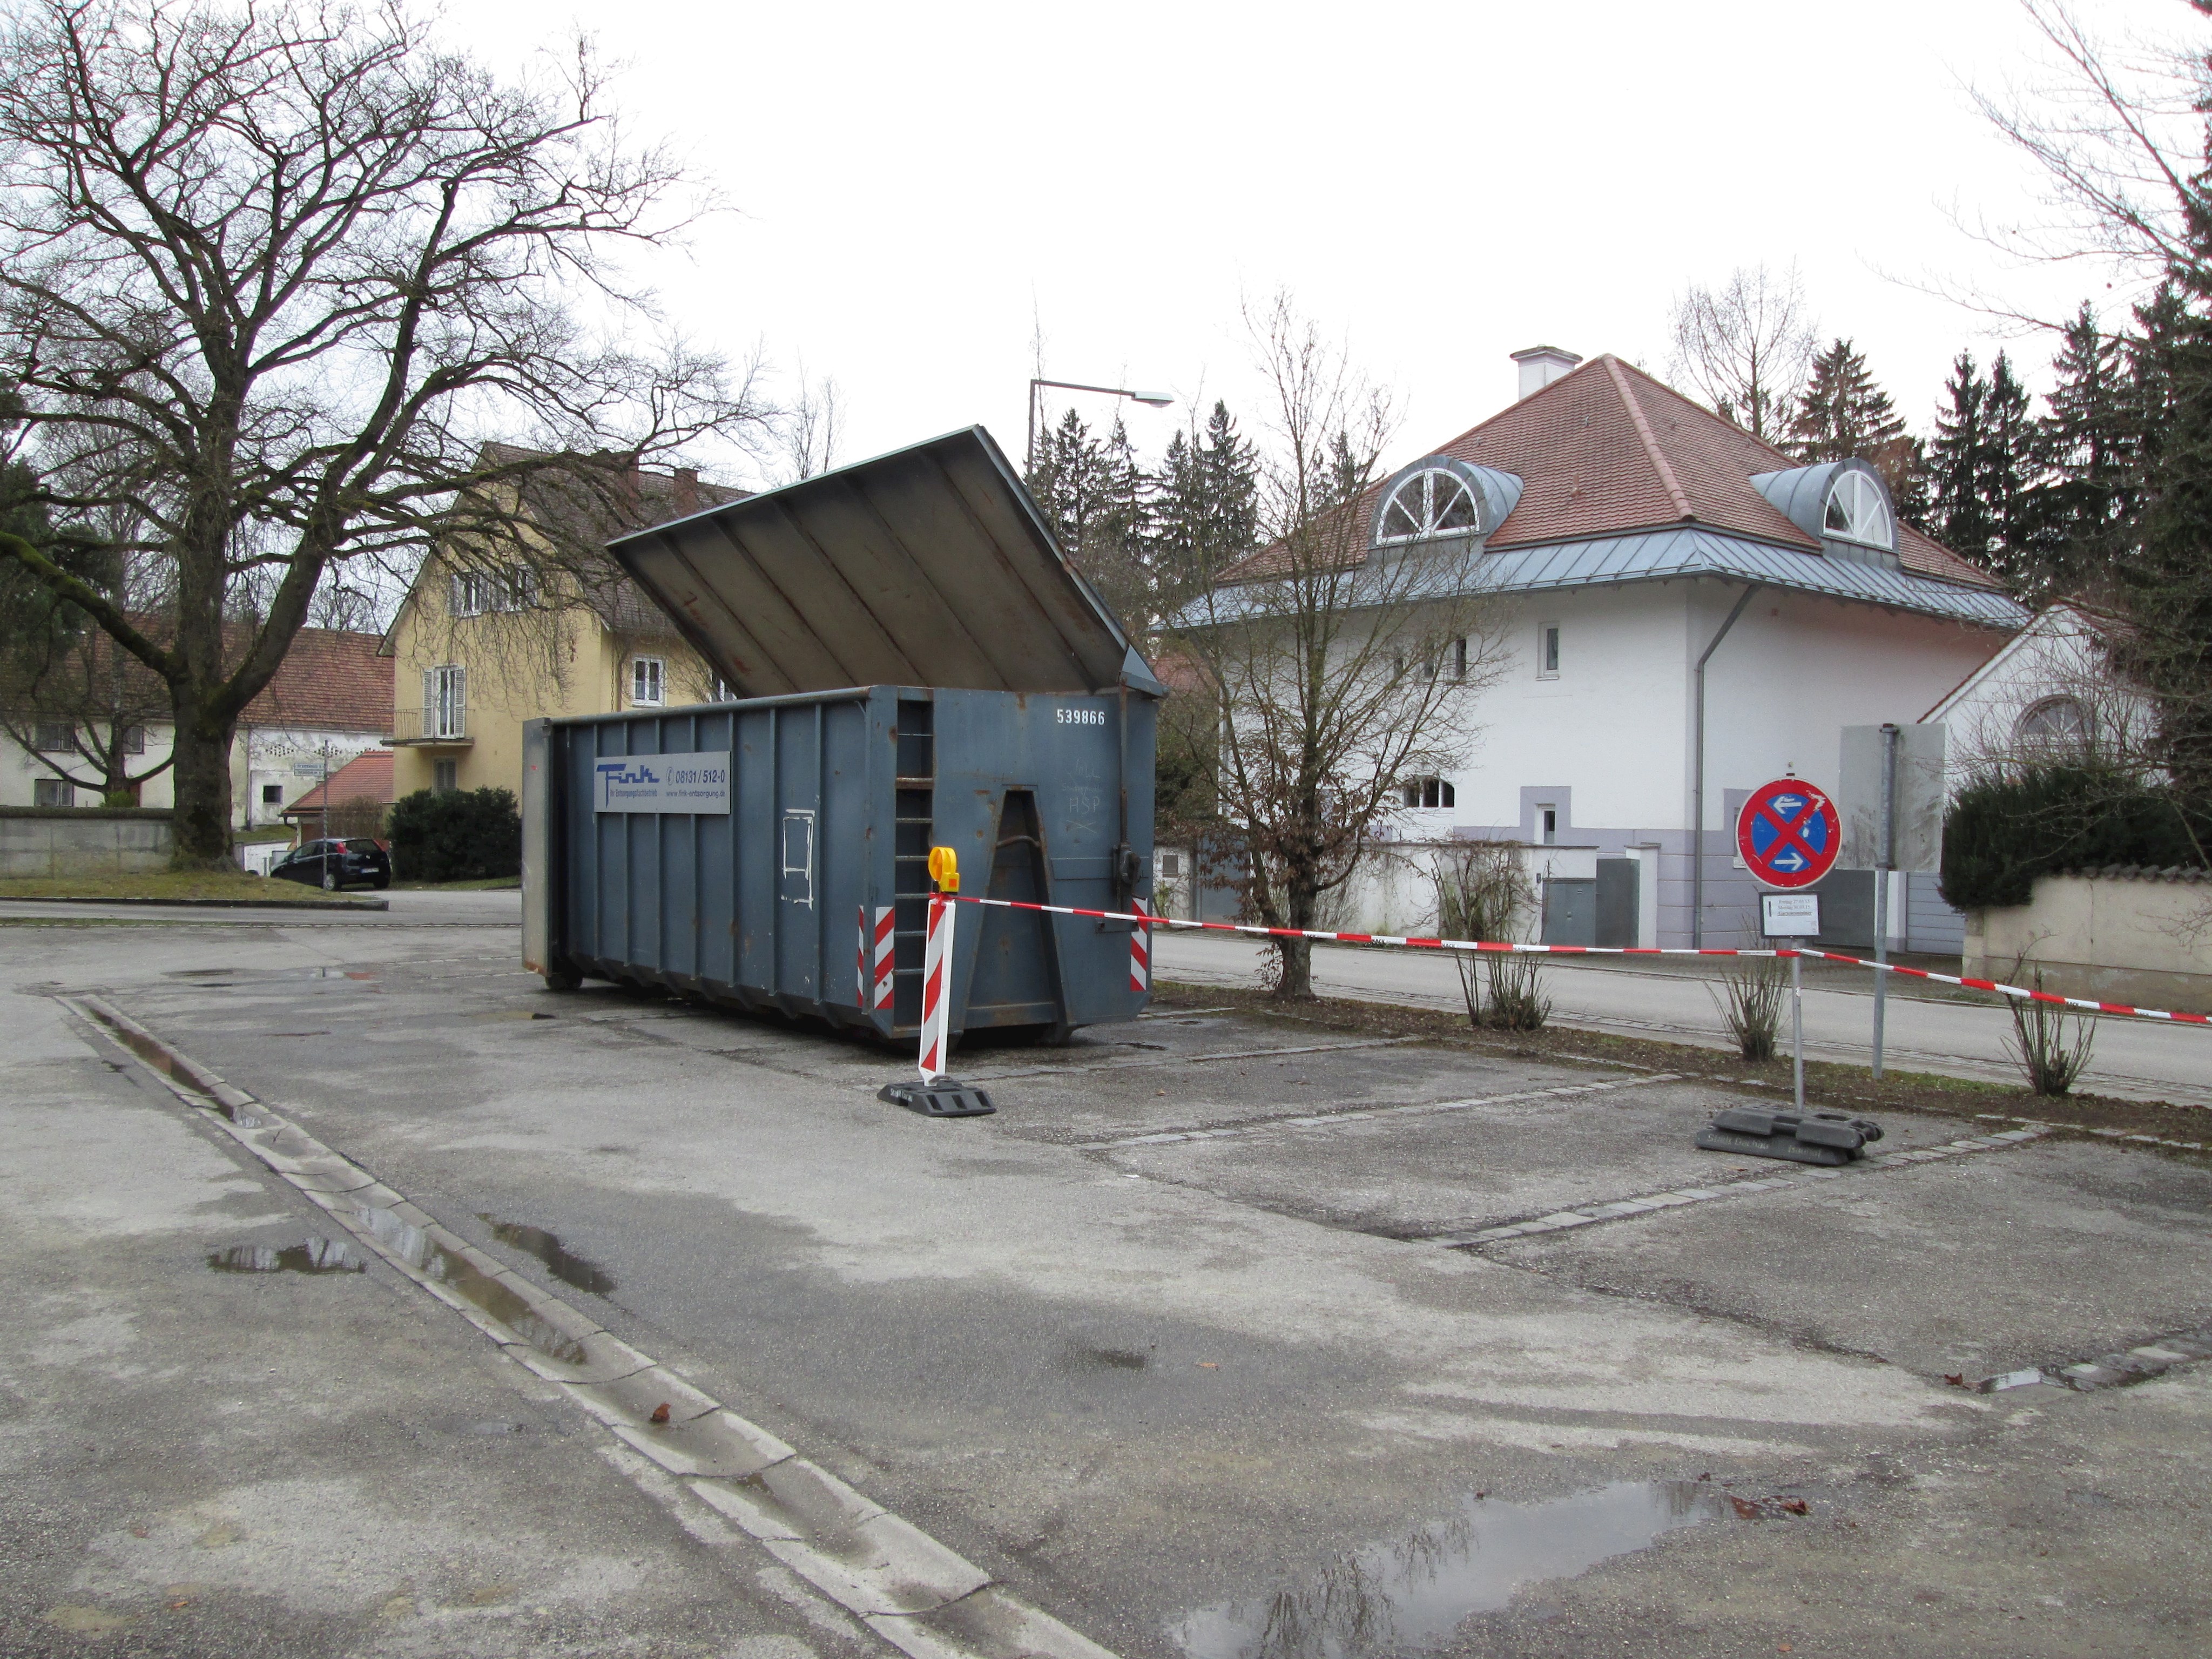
[168,702,235,868]
[1276,934,1314,999]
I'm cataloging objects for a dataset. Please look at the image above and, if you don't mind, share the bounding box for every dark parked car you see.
[272,837,391,892]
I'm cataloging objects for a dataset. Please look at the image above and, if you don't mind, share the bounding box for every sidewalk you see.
[0,979,868,1658]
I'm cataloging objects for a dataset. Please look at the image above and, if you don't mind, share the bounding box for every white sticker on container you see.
[592,751,731,813]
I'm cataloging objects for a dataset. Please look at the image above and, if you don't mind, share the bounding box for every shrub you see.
[2005,966,2096,1096]
[1709,956,1789,1063]
[387,786,520,882]
[1437,842,1550,1031]
[1939,763,2206,912]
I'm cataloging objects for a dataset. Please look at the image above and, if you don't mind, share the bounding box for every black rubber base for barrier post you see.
[1695,1108,1883,1166]
[879,1077,996,1118]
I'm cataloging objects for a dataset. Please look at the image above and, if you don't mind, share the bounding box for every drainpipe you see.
[1691,584,1760,948]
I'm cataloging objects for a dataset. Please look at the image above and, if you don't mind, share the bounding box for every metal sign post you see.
[1871,723,1898,1081]
[1762,892,1822,1112]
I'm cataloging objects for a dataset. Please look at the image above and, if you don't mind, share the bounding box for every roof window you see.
[1380,469,1481,542]
[1370,456,1523,548]
[1824,470,1893,550]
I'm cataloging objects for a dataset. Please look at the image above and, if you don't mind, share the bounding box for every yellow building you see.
[381,456,740,800]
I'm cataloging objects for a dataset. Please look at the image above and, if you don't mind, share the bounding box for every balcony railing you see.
[390,702,470,744]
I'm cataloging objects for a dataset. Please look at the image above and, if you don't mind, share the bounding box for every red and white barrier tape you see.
[945,892,2211,1028]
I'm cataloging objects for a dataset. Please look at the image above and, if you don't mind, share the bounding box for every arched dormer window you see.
[1824,470,1893,549]
[2017,696,2090,752]
[1380,470,1481,541]
[1748,457,1900,568]
[1371,456,1523,547]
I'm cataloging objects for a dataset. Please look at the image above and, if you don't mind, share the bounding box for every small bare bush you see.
[1709,956,1790,1063]
[2005,963,2096,1096]
[1437,843,1549,1032]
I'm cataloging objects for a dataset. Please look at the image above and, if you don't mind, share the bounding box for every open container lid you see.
[606,426,1161,699]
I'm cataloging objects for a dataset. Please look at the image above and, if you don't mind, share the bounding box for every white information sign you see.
[592,751,731,814]
[1759,892,1822,939]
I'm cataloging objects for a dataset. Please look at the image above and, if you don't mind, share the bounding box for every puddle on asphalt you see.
[1065,1342,1149,1372]
[208,1237,365,1274]
[1171,1482,1727,1659]
[167,966,377,986]
[478,1217,616,1296]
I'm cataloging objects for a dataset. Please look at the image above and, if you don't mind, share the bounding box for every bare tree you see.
[1667,264,1818,441]
[0,0,765,864]
[1164,293,1508,1000]
[1960,0,2208,308]
[774,367,845,484]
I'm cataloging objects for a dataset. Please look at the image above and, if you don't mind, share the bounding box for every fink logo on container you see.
[592,751,731,814]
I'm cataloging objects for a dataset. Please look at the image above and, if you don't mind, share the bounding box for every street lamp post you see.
[1026,378,1174,468]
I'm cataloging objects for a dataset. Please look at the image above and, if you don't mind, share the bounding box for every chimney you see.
[1510,345,1583,401]
[673,467,700,514]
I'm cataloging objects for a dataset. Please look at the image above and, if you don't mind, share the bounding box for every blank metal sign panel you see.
[605,427,1143,698]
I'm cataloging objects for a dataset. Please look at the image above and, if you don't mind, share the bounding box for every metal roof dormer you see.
[1749,458,1903,571]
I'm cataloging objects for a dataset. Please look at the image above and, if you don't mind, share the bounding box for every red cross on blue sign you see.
[1736,777,1841,890]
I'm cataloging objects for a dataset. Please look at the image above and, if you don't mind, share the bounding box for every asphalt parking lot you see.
[5,902,2210,1656]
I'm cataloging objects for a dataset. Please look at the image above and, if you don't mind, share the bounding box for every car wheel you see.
[322,869,338,891]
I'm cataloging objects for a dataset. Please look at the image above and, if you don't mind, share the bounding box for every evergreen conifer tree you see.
[2116,198,2212,810]
[2021,304,2135,595]
[1783,338,1928,526]
[1930,351,1994,558]
[1982,352,2041,586]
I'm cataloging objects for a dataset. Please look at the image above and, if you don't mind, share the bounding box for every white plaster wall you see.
[1448,583,1691,834]
[1347,578,2013,947]
[0,722,385,827]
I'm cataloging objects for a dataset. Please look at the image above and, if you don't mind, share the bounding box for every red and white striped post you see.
[916,848,959,1081]
[1129,895,1152,994]
[858,905,895,1014]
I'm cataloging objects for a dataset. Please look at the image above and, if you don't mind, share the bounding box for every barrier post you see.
[1871,722,1898,1081]
[917,894,954,1081]
[1791,950,1805,1112]
[876,848,996,1118]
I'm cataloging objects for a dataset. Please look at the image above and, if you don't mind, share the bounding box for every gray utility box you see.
[521,427,1162,1047]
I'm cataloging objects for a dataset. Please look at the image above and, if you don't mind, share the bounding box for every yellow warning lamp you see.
[928,846,960,894]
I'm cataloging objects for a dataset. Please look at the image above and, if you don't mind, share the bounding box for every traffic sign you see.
[1737,778,1840,889]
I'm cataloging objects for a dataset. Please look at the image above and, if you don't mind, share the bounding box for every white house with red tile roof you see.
[1201,350,2028,951]
[1,625,394,828]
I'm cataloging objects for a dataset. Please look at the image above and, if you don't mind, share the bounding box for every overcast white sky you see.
[434,0,2194,484]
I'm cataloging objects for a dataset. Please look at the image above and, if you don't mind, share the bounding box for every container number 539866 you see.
[1055,706,1105,726]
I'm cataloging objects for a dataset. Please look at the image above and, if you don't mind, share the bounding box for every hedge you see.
[1938,764,2208,911]
[386,786,520,883]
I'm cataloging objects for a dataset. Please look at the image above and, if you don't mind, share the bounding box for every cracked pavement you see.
[3,892,2209,1656]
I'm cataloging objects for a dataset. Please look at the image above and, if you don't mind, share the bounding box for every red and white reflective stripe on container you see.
[861,905,895,1011]
[1129,897,1151,993]
[943,894,2212,1028]
[918,892,955,1079]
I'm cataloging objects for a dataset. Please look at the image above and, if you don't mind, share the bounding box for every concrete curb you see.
[10,892,389,911]
[66,992,1118,1659]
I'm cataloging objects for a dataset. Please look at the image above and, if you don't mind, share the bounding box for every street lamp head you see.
[1127,390,1174,408]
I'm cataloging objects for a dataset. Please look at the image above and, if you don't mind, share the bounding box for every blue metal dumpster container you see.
[520,427,1162,1044]
[523,685,1154,1040]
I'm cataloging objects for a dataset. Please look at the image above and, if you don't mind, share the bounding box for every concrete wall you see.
[1966,872,2212,1013]
[0,807,172,876]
